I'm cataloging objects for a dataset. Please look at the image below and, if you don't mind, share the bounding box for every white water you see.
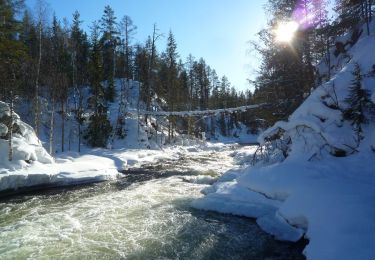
[0,148,304,259]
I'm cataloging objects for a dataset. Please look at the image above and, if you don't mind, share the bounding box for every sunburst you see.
[274,21,299,43]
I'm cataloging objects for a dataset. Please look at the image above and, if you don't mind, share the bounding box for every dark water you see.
[0,152,306,259]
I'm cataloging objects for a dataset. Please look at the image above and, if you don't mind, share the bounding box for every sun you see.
[274,21,299,43]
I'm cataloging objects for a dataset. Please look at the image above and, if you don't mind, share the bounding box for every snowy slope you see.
[193,23,375,259]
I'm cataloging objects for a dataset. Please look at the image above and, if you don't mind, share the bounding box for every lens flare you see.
[274,21,299,43]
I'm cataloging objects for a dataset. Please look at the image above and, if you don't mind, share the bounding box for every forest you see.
[1,0,373,151]
[1,0,254,151]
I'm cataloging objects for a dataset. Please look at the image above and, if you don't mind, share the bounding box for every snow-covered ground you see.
[192,23,375,259]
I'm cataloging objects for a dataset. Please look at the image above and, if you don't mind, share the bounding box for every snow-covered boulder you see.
[0,101,53,170]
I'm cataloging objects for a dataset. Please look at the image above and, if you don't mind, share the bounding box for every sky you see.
[25,0,268,92]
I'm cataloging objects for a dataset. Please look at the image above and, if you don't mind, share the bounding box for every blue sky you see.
[25,0,267,92]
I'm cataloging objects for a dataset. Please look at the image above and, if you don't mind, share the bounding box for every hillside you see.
[193,22,375,259]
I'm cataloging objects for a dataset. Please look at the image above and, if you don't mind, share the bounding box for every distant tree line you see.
[0,0,252,149]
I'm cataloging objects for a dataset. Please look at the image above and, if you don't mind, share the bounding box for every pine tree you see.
[0,0,26,161]
[19,9,38,98]
[50,15,71,152]
[100,5,118,102]
[33,0,48,138]
[71,10,89,152]
[85,21,112,148]
[344,63,372,139]
[164,30,179,140]
[250,0,318,125]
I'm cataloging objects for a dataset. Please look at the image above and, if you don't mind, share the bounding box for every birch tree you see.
[33,0,48,138]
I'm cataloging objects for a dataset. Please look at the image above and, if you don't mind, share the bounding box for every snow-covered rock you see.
[0,101,53,170]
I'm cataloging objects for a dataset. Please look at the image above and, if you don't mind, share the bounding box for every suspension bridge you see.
[126,103,268,117]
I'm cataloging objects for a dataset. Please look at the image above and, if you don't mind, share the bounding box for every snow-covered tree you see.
[343,63,373,139]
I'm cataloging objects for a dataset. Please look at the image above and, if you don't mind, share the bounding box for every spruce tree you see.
[100,5,118,102]
[344,63,372,139]
[85,21,112,148]
[71,10,89,152]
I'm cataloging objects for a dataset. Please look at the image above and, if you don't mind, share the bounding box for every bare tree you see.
[49,97,55,155]
[146,24,163,121]
[33,0,49,138]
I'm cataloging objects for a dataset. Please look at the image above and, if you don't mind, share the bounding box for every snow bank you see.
[195,154,375,259]
[0,155,119,192]
[193,24,375,259]
[0,140,231,193]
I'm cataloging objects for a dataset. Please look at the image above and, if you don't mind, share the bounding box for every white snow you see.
[193,23,375,260]
[0,133,237,193]
[0,155,119,191]
[197,154,375,259]
[0,101,54,170]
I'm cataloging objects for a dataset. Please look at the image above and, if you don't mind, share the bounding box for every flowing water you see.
[0,148,305,259]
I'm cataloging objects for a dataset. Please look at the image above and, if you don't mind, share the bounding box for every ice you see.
[256,213,304,242]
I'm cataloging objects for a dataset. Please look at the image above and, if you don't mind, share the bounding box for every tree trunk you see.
[137,86,141,142]
[366,0,370,36]
[369,0,373,22]
[326,36,331,80]
[168,116,171,143]
[49,98,55,155]
[145,24,160,124]
[78,122,81,153]
[8,91,14,162]
[61,101,65,153]
[35,22,42,138]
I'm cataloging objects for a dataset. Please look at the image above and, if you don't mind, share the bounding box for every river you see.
[0,146,305,259]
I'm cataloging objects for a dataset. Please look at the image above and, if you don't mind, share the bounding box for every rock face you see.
[0,101,53,168]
